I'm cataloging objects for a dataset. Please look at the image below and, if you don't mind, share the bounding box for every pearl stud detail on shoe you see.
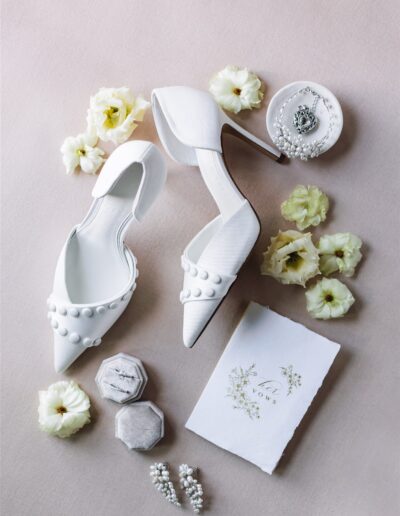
[212,274,221,284]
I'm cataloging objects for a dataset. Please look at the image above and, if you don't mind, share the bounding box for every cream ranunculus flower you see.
[60,132,105,175]
[38,381,91,438]
[87,87,150,144]
[261,230,320,286]
[318,233,363,277]
[281,185,329,231]
[209,65,264,114]
[305,278,355,319]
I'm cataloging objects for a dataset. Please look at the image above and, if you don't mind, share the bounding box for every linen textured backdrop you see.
[1,1,399,515]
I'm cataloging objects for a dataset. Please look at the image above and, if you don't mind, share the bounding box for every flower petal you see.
[209,65,263,113]
[38,381,91,438]
[281,185,329,230]
[87,87,149,144]
[261,230,320,286]
[305,278,355,319]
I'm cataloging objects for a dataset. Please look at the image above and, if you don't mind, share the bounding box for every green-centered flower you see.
[281,185,329,231]
[60,132,105,175]
[209,65,263,114]
[261,230,320,287]
[87,87,149,145]
[38,381,91,438]
[305,278,355,319]
[318,233,362,277]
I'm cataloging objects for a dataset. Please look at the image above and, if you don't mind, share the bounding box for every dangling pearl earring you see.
[179,464,204,513]
[150,462,181,507]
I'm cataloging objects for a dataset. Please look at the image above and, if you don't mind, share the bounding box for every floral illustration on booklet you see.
[226,363,302,419]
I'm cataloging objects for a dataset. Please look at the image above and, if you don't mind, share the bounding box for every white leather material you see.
[48,268,137,373]
[152,86,282,166]
[152,86,223,166]
[48,141,166,372]
[180,201,260,347]
[151,86,272,349]
[92,140,166,222]
[152,86,281,347]
[180,255,236,304]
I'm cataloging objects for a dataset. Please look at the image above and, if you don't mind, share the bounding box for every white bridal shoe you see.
[47,141,166,372]
[152,86,284,348]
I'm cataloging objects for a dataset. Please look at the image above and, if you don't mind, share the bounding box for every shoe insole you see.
[65,164,143,304]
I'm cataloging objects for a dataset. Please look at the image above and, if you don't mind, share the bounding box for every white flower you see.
[281,185,329,231]
[87,87,149,144]
[318,233,363,277]
[209,65,264,114]
[261,230,320,286]
[38,381,91,438]
[305,278,355,319]
[60,132,105,175]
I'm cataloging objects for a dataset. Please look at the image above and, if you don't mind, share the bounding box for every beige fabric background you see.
[1,1,399,515]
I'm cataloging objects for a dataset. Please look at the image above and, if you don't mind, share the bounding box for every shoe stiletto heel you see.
[48,141,166,372]
[221,115,285,162]
[152,86,283,348]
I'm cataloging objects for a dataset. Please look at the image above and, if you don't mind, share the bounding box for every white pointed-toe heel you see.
[152,86,284,348]
[48,141,166,372]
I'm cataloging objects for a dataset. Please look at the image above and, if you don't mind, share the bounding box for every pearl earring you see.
[150,462,181,507]
[179,464,204,513]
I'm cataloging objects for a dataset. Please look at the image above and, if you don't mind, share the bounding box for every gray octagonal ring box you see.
[115,401,165,450]
[95,352,148,404]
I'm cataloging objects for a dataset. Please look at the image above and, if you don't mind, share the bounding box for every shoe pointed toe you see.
[53,333,85,373]
[183,300,220,348]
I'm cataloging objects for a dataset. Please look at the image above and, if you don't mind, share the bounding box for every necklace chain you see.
[272,86,337,160]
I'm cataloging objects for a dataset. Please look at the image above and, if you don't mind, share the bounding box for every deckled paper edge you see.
[185,302,341,475]
[261,337,340,474]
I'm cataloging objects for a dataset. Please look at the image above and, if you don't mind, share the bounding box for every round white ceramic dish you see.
[266,81,343,160]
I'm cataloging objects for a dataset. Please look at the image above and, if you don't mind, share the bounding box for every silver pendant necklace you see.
[272,86,336,160]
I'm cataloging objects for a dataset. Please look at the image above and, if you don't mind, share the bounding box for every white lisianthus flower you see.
[60,132,105,175]
[261,230,320,286]
[306,278,355,319]
[38,381,91,438]
[209,65,264,114]
[281,185,329,231]
[87,87,150,144]
[318,233,363,277]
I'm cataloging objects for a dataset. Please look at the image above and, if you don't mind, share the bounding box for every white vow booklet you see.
[186,302,340,474]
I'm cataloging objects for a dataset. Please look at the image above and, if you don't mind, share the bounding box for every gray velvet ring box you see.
[115,401,165,450]
[95,352,148,403]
